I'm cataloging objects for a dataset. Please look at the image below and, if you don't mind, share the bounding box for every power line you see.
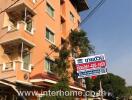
[80,0,106,26]
[0,0,20,14]
[0,0,106,66]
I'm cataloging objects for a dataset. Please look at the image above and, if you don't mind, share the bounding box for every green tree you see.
[49,29,94,79]
[85,73,127,99]
[41,30,94,100]
[126,86,132,98]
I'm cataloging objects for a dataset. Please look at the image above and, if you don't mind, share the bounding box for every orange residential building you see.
[0,0,88,99]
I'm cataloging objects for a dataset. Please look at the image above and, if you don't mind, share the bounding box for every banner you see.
[75,54,107,78]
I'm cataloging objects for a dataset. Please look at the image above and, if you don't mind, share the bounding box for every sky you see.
[80,0,132,86]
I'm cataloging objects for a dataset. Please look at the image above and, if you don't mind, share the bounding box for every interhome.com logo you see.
[18,90,112,97]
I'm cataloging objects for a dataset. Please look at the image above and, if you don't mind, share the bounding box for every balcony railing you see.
[0,60,32,72]
[7,21,19,32]
[7,21,35,34]
[0,60,33,82]
[2,62,15,71]
[0,20,35,48]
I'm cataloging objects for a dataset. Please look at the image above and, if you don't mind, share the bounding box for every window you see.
[26,20,32,32]
[45,58,54,72]
[25,14,33,33]
[46,2,54,17]
[70,12,74,22]
[46,28,54,43]
[22,51,30,71]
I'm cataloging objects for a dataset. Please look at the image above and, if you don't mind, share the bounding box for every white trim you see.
[69,86,85,91]
[15,80,32,85]
[46,0,55,9]
[45,38,55,45]
[2,61,16,71]
[24,22,34,35]
[45,0,55,19]
[30,79,57,84]
[30,79,44,82]
[45,26,55,44]
[12,61,16,70]
[45,25,55,34]
[2,63,5,71]
[0,81,19,94]
[44,79,57,84]
[30,79,85,91]
[20,37,36,47]
[70,11,75,23]
[20,61,32,73]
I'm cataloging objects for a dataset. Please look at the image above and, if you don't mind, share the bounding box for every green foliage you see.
[85,78,94,90]
[69,30,94,80]
[126,86,132,97]
[85,73,127,99]
[46,30,94,99]
[41,77,74,100]
[49,39,70,77]
[49,29,94,79]
[69,30,95,57]
[59,49,70,60]
[53,58,69,77]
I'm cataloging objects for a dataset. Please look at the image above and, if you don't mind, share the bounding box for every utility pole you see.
[100,80,103,100]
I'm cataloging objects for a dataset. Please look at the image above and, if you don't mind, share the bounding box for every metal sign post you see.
[100,80,103,100]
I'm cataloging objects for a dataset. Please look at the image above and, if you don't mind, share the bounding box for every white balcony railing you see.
[2,61,15,71]
[7,21,35,34]
[0,60,33,72]
[8,22,19,32]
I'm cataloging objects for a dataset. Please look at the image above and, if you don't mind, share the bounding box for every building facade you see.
[0,0,88,99]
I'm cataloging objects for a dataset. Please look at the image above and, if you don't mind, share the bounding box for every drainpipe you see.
[21,42,24,61]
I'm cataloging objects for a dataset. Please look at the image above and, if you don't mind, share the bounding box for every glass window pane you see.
[45,58,54,72]
[23,52,30,70]
[47,3,54,17]
[46,29,49,39]
[46,28,54,43]
[70,12,74,22]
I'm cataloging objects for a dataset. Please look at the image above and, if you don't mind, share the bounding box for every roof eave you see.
[77,0,89,12]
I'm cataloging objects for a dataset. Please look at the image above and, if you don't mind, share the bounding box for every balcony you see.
[70,0,89,12]
[5,0,36,10]
[0,38,34,82]
[0,60,33,82]
[0,3,36,47]
[0,21,35,47]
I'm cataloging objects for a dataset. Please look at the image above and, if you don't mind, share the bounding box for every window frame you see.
[45,27,55,44]
[21,51,32,72]
[46,2,55,18]
[70,11,74,22]
[45,58,54,73]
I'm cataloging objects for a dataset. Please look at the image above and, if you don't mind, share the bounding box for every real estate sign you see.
[75,54,107,78]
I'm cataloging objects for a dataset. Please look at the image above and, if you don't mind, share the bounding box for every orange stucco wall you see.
[0,0,81,84]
